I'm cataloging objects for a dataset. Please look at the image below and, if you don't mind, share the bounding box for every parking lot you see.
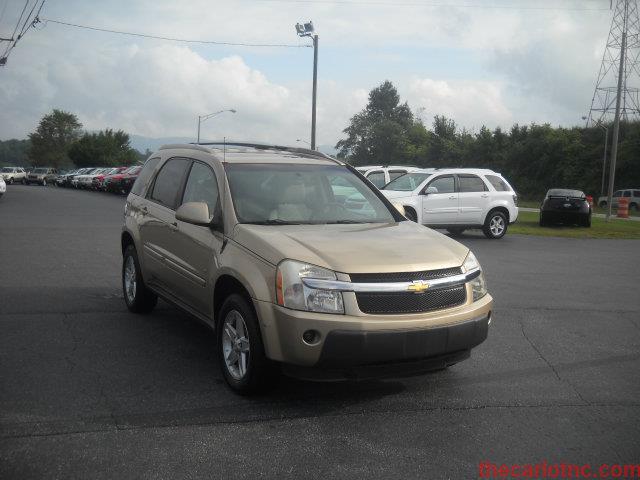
[1,184,639,478]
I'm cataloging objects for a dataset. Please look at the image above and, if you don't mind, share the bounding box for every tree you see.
[336,81,418,166]
[68,129,138,168]
[0,139,31,167]
[28,109,82,168]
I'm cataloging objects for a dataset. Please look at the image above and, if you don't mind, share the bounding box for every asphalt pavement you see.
[1,184,639,479]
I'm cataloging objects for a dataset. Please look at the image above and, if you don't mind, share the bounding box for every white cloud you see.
[407,78,512,130]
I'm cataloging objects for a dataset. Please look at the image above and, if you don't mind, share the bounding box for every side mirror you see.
[175,202,212,226]
[392,202,405,216]
[424,186,438,195]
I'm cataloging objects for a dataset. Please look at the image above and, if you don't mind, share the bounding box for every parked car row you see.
[55,165,143,194]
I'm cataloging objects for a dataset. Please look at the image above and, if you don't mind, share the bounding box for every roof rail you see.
[159,143,213,153]
[195,141,342,164]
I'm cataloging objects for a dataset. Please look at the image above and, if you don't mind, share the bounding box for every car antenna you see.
[223,136,226,162]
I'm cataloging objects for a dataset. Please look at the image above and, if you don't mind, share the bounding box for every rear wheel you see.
[22,178,26,185]
[217,294,278,395]
[446,228,465,236]
[599,201,607,208]
[7,178,13,185]
[122,244,157,313]
[582,215,592,228]
[483,211,508,239]
[539,214,546,227]
[630,202,638,212]
[42,179,47,186]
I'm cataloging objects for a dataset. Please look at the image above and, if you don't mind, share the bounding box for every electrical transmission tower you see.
[586,0,640,125]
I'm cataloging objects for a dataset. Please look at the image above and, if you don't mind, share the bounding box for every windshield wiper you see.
[243,219,306,225]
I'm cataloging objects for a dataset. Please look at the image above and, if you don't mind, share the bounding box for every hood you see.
[233,221,469,274]
[380,190,416,200]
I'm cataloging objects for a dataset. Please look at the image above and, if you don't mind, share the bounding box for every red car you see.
[92,166,128,191]
[104,165,142,194]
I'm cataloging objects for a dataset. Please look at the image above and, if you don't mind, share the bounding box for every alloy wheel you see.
[490,215,505,236]
[222,309,251,380]
[124,255,137,303]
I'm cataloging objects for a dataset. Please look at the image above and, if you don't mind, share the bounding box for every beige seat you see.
[269,184,311,221]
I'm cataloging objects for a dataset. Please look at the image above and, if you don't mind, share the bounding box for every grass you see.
[510,211,640,239]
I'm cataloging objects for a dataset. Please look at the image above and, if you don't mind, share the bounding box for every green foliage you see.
[336,81,640,198]
[28,109,82,168]
[0,139,31,167]
[68,129,138,167]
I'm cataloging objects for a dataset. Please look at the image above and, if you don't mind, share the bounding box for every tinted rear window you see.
[149,158,191,209]
[486,175,511,192]
[547,189,584,198]
[131,158,160,197]
[459,175,487,193]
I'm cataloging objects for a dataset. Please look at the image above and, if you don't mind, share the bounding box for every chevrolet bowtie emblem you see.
[407,280,430,293]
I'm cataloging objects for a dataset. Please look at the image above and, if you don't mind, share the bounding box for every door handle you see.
[140,206,148,215]
[481,194,489,198]
[169,221,179,232]
[449,195,456,200]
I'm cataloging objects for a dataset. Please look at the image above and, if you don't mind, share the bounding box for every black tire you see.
[539,214,546,227]
[404,207,418,222]
[446,228,465,236]
[483,210,508,239]
[583,215,592,228]
[122,244,157,314]
[217,293,278,395]
[22,178,26,185]
[599,201,607,208]
[630,202,638,212]
[42,179,47,186]
[7,178,13,185]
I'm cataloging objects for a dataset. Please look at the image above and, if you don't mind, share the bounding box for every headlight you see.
[463,251,487,302]
[276,259,344,314]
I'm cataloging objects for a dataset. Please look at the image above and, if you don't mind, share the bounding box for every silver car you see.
[0,167,27,184]
[598,189,640,211]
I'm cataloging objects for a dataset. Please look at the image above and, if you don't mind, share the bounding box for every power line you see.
[1,0,44,65]
[254,0,609,10]
[40,18,312,48]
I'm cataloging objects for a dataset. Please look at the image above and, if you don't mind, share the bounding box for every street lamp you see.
[295,20,318,150]
[583,116,609,198]
[296,138,311,147]
[197,109,236,143]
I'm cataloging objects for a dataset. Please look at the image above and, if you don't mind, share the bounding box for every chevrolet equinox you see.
[121,143,492,394]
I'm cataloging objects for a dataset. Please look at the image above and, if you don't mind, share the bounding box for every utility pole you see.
[295,21,318,150]
[606,0,628,221]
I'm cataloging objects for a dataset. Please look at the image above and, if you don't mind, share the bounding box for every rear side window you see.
[131,157,160,197]
[623,190,632,197]
[613,190,622,197]
[458,175,487,192]
[149,158,191,210]
[366,171,386,188]
[634,191,640,197]
[181,162,219,220]
[485,175,510,192]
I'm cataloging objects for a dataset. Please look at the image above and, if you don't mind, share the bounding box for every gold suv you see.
[121,143,492,394]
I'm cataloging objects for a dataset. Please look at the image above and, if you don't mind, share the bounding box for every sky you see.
[0,0,615,148]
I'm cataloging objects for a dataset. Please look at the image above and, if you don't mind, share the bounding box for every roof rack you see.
[196,141,342,163]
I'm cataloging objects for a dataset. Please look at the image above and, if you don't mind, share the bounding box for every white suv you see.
[381,168,518,239]
[355,165,420,189]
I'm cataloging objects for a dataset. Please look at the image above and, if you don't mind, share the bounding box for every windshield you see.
[1,167,14,173]
[382,172,431,191]
[226,163,396,225]
[33,168,48,174]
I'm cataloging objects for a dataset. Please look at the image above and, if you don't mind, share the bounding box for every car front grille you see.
[349,266,463,283]
[355,285,467,314]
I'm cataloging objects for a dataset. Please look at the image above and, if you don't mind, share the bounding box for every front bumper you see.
[254,292,492,369]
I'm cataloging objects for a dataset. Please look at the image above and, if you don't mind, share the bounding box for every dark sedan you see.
[539,189,591,227]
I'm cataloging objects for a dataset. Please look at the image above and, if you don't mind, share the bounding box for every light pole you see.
[296,138,311,147]
[295,21,318,150]
[197,109,236,143]
[583,116,609,197]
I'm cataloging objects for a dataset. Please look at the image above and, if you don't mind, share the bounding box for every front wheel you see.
[217,294,278,395]
[22,178,26,185]
[7,178,13,185]
[42,179,47,186]
[483,211,508,239]
[122,244,157,313]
